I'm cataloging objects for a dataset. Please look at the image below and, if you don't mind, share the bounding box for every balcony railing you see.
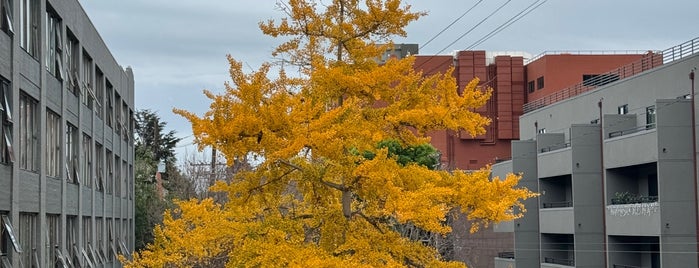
[524,37,699,114]
[544,257,575,266]
[542,201,573,208]
[539,142,571,153]
[607,124,656,139]
[498,251,515,259]
[612,265,641,268]
[611,195,658,205]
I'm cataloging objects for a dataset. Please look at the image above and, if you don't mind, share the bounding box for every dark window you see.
[106,150,113,194]
[46,5,63,79]
[46,110,61,177]
[66,123,79,184]
[1,0,14,35]
[527,81,535,93]
[646,106,656,128]
[537,128,546,134]
[18,213,38,267]
[95,68,104,118]
[65,30,79,95]
[18,93,39,171]
[536,76,544,90]
[0,78,13,164]
[82,134,92,188]
[618,104,628,115]
[81,51,94,109]
[96,143,104,192]
[19,0,39,57]
[106,80,113,127]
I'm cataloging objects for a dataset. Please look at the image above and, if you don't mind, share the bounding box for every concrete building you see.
[493,37,699,268]
[0,0,135,267]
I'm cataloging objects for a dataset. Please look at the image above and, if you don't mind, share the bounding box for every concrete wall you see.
[512,141,541,268]
[656,99,697,267]
[569,124,605,268]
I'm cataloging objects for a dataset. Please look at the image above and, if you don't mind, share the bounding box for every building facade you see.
[493,37,699,268]
[0,0,135,267]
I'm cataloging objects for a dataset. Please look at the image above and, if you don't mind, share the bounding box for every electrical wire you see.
[421,0,485,50]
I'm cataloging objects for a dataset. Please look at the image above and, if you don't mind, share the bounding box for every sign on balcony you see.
[607,202,659,217]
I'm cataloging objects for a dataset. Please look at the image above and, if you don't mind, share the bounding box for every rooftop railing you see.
[524,37,699,114]
[525,50,652,65]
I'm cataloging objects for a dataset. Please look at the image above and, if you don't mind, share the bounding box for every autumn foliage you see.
[125,0,535,267]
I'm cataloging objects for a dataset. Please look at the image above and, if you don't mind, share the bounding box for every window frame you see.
[1,0,14,35]
[536,76,545,90]
[18,93,39,172]
[66,123,79,184]
[618,104,629,115]
[0,79,12,164]
[45,110,61,177]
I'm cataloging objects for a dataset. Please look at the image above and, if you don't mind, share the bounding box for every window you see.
[66,123,78,184]
[106,81,113,128]
[122,160,127,197]
[65,30,79,95]
[122,102,128,141]
[537,128,546,134]
[114,156,121,196]
[95,143,104,191]
[19,93,39,171]
[81,51,94,109]
[82,134,92,188]
[114,93,121,135]
[129,164,133,200]
[46,110,60,177]
[536,76,544,90]
[66,216,78,267]
[19,0,39,57]
[1,0,14,35]
[46,214,60,268]
[95,218,105,264]
[0,79,13,164]
[527,80,535,93]
[590,118,599,124]
[95,68,104,119]
[646,105,656,129]
[106,150,113,194]
[618,104,628,115]
[1,214,22,255]
[107,220,115,262]
[18,213,38,268]
[82,217,93,267]
[45,6,63,79]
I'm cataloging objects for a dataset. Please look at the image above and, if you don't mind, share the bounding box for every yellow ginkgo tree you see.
[125,0,535,267]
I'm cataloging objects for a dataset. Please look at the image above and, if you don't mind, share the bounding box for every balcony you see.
[538,147,572,178]
[604,125,657,169]
[541,233,575,267]
[608,235,659,268]
[540,206,574,234]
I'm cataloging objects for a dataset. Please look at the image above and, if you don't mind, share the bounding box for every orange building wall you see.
[526,54,647,102]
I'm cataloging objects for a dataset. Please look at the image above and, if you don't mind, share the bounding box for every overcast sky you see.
[79,0,699,161]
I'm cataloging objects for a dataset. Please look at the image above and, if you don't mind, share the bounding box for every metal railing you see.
[544,257,575,266]
[612,264,642,268]
[542,201,573,208]
[498,251,515,259]
[611,195,658,205]
[526,50,653,65]
[494,157,512,163]
[607,123,656,138]
[524,37,699,114]
[539,142,571,153]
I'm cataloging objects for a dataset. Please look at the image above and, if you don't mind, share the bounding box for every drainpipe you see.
[598,98,608,268]
[690,70,698,265]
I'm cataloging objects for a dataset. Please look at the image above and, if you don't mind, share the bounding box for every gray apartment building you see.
[492,38,699,268]
[0,0,134,267]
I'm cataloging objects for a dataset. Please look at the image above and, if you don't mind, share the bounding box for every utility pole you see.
[209,147,217,198]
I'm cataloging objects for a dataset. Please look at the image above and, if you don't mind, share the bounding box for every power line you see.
[421,0,485,50]
[413,0,522,77]
[465,0,547,50]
